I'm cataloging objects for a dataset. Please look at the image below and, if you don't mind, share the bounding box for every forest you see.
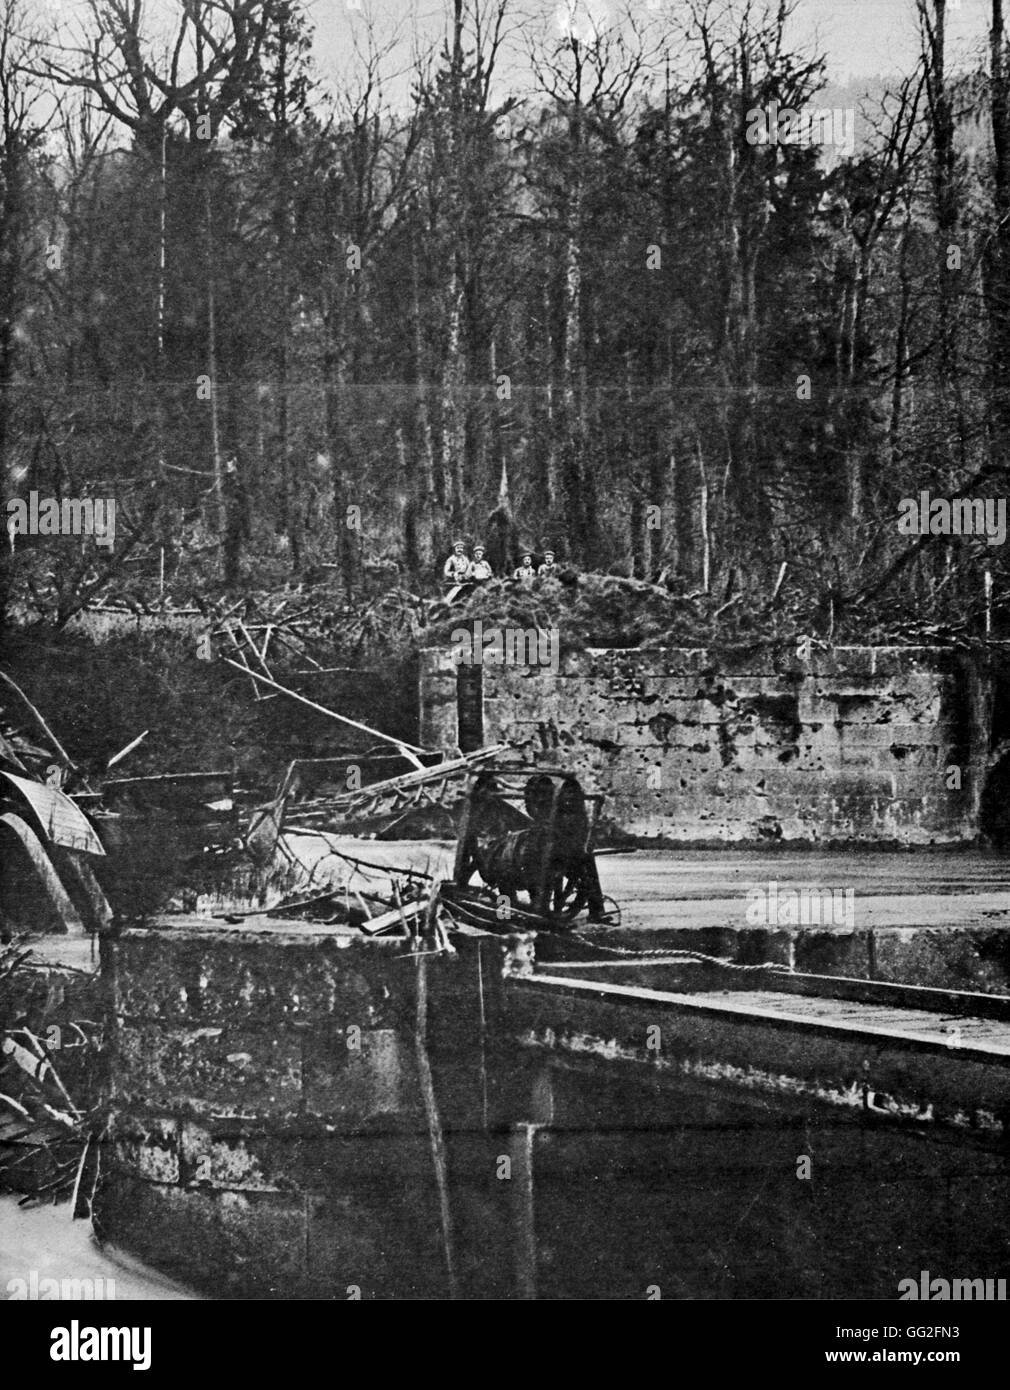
[0,0,1009,646]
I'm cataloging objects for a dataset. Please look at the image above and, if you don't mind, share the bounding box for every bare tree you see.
[985,0,1010,475]
[0,0,51,478]
[38,0,280,571]
[318,14,422,592]
[526,0,656,563]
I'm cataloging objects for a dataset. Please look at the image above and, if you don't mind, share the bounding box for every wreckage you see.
[0,601,619,941]
[444,768,613,929]
[0,595,625,1295]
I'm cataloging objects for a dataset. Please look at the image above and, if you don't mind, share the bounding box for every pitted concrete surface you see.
[420,645,991,843]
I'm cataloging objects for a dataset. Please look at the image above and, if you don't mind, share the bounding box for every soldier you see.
[537,548,557,579]
[468,544,493,582]
[513,552,535,581]
[443,540,470,585]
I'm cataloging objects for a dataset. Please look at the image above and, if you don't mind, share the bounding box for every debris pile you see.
[1,582,627,939]
[0,940,101,1212]
[1,657,617,936]
[247,745,510,854]
[199,591,339,681]
[214,845,450,944]
[423,572,747,653]
[243,764,619,943]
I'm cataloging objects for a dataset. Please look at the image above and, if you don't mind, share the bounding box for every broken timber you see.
[0,669,83,786]
[247,744,510,852]
[219,657,427,768]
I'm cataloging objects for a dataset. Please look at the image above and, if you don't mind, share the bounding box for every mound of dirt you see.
[424,571,773,655]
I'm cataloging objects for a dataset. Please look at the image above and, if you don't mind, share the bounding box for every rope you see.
[565,932,790,973]
[443,889,787,972]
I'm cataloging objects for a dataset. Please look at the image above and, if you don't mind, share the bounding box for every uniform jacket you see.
[443,553,470,582]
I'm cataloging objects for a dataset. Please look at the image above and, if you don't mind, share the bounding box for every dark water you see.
[372,941,1010,1301]
[24,1051,1010,1302]
[85,928,1010,1302]
[309,1040,1010,1301]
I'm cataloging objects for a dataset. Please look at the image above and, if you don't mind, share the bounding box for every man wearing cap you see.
[443,541,470,585]
[513,552,535,581]
[537,549,557,579]
[468,544,493,582]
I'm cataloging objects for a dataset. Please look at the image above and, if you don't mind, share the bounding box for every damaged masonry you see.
[7,590,1010,1300]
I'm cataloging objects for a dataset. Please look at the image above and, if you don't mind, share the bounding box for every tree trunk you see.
[986,0,1010,470]
[411,226,438,553]
[204,176,226,541]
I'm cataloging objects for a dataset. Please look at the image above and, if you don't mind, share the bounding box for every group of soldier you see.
[442,541,557,588]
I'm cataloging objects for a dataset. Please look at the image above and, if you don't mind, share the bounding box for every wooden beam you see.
[219,657,428,764]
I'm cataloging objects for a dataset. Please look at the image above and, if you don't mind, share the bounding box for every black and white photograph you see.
[0,0,1007,1339]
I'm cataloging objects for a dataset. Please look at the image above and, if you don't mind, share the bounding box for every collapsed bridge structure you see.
[7,631,1010,1296]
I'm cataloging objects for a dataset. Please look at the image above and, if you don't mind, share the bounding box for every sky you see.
[790,0,984,82]
[35,0,994,108]
[303,0,991,91]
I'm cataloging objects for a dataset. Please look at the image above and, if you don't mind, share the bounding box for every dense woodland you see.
[1,0,1010,643]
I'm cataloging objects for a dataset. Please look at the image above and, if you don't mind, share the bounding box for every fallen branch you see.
[0,669,81,781]
[218,657,427,766]
[106,730,149,771]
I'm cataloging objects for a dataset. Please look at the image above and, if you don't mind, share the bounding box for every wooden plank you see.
[222,624,264,700]
[236,619,272,679]
[281,744,508,822]
[359,899,426,936]
[522,974,1010,1063]
[535,960,1010,1025]
[0,772,105,856]
[745,969,1010,1024]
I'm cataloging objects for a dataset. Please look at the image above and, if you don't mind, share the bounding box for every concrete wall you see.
[96,921,487,1298]
[419,645,990,845]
